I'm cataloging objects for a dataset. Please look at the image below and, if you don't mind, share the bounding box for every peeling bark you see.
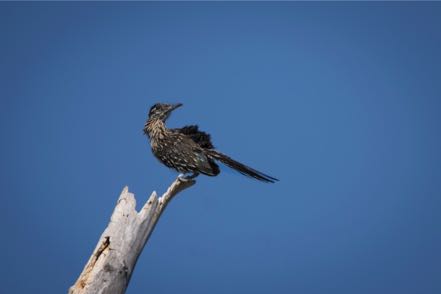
[69,177,195,294]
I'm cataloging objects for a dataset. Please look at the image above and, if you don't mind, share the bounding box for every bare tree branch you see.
[69,177,195,294]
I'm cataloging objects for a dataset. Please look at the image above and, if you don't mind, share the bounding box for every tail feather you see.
[207,150,278,183]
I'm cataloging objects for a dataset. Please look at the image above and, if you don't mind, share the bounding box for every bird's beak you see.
[170,103,183,111]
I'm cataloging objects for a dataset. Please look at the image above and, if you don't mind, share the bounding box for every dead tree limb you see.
[69,177,195,294]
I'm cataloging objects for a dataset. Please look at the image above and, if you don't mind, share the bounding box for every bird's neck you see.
[144,119,169,141]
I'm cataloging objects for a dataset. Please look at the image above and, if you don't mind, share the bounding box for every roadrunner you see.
[143,103,278,183]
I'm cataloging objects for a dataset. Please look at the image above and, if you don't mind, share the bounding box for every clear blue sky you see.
[1,2,441,293]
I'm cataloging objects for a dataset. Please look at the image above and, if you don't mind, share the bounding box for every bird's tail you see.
[207,150,278,183]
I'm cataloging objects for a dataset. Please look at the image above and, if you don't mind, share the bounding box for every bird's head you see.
[148,103,182,122]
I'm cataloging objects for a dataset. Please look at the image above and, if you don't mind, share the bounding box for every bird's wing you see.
[170,125,214,149]
[170,133,219,176]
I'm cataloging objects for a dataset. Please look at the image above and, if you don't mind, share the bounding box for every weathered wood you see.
[69,177,195,294]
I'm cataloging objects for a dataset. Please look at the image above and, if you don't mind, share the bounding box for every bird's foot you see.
[178,172,199,182]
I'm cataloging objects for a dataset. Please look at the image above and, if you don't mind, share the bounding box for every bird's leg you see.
[186,172,199,179]
[178,172,199,182]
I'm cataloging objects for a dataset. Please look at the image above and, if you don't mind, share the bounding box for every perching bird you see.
[143,103,278,183]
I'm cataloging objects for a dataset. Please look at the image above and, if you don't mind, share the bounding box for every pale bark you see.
[69,177,195,294]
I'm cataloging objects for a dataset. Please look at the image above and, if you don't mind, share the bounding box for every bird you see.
[143,103,278,183]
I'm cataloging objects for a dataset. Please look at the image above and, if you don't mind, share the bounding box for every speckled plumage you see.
[143,103,278,183]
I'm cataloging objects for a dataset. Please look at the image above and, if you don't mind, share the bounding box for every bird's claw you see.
[178,172,199,182]
[178,175,190,182]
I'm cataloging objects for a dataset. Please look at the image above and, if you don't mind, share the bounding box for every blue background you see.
[1,2,441,293]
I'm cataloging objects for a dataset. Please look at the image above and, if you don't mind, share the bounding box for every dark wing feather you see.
[171,125,215,149]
